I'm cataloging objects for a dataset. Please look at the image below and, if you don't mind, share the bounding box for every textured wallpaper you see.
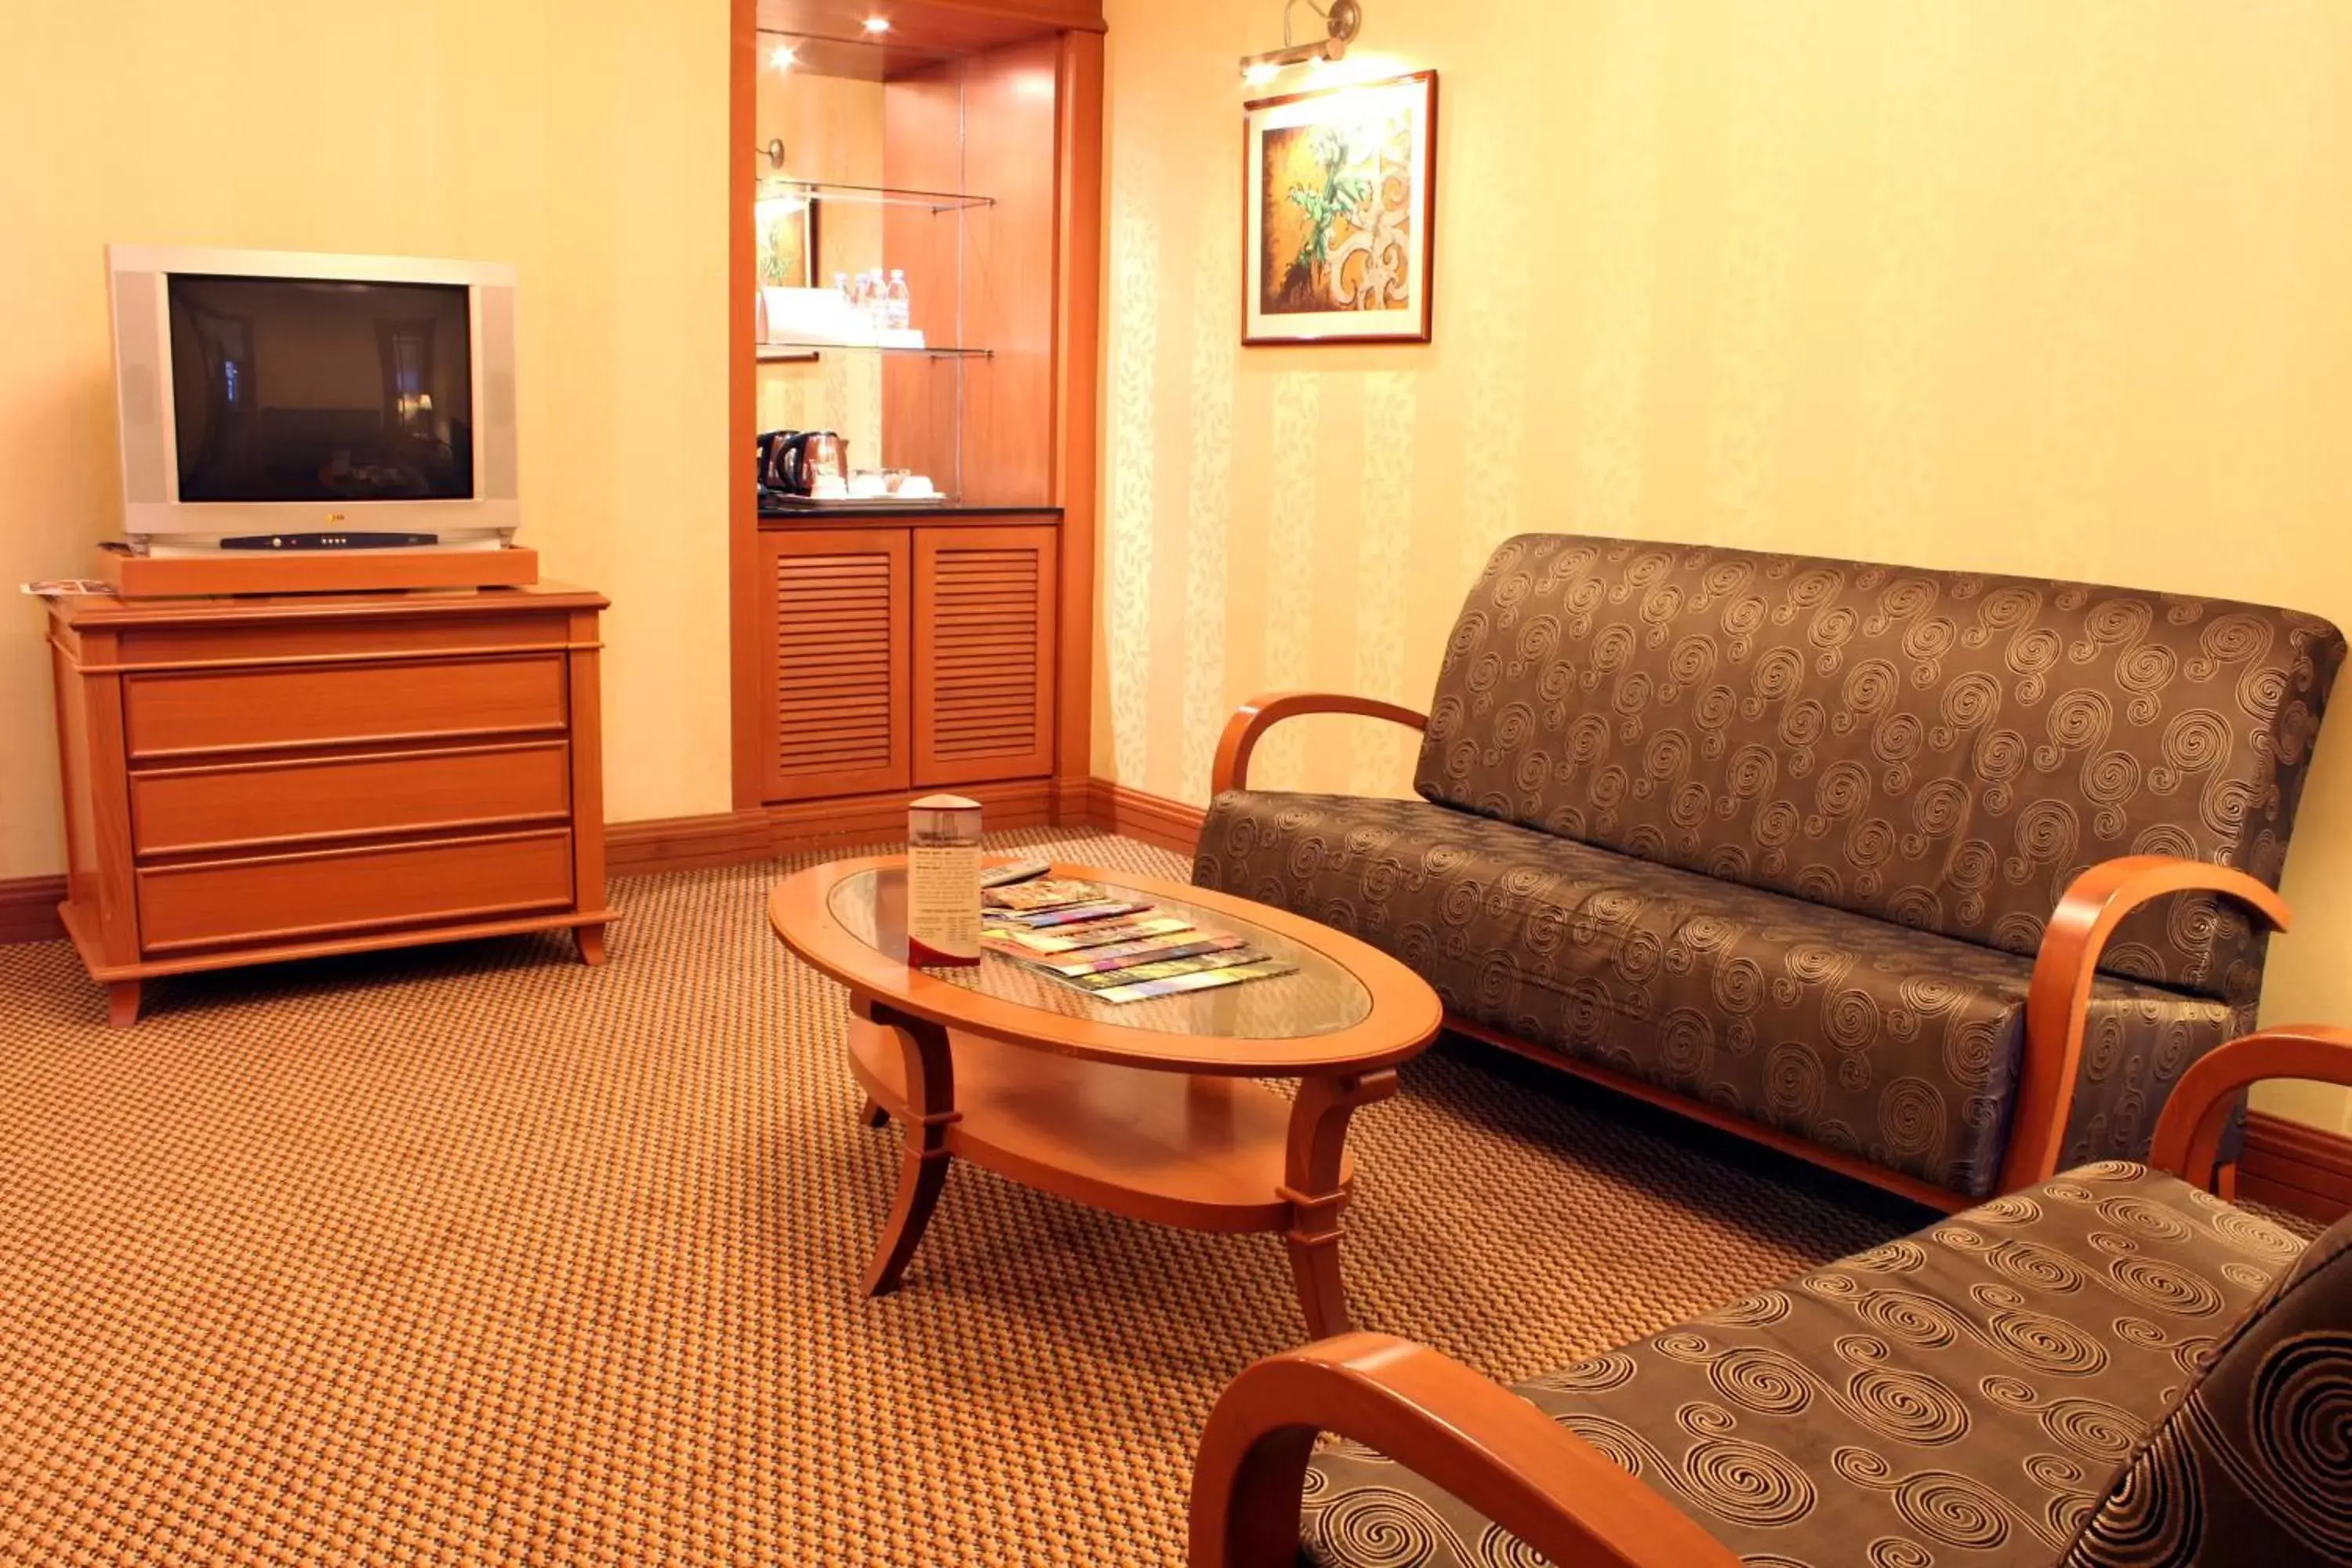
[1095,0,2352,1131]
[2,0,735,868]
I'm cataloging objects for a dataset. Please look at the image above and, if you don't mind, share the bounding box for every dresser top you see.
[46,581,608,630]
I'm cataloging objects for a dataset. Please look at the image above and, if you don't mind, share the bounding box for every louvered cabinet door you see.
[757,529,912,803]
[913,525,1058,787]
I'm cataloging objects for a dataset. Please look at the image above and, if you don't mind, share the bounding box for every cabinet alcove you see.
[730,0,1103,839]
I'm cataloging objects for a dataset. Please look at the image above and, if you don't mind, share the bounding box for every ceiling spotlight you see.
[1239,0,1360,82]
[770,43,798,70]
[862,15,891,32]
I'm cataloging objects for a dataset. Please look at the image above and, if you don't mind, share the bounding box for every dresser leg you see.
[573,924,610,967]
[105,981,141,1029]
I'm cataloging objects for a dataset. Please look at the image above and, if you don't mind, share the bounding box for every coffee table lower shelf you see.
[844,1009,1395,1336]
[848,1017,1352,1234]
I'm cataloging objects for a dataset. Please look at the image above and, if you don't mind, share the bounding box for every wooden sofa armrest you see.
[2000,855,2293,1191]
[1190,1332,1740,1568]
[2150,1024,2352,1192]
[1210,691,1430,797]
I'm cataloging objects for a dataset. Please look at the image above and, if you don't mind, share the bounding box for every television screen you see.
[166,274,474,504]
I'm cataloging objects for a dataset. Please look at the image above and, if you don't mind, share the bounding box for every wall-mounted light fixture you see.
[1240,0,1362,85]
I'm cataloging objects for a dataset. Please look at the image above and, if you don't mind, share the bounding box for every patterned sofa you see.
[1189,1025,2352,1568]
[1196,535,2343,1207]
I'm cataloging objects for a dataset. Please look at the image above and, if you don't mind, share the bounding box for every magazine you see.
[989,915,1192,954]
[1089,959,1299,1005]
[968,877,1298,1006]
[982,877,1108,913]
[1058,949,1274,990]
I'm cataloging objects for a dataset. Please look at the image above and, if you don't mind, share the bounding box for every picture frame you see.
[1243,69,1438,347]
[756,193,820,290]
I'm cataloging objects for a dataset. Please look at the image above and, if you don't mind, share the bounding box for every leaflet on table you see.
[997,899,1155,928]
[985,915,1193,954]
[1038,931,1252,975]
[981,878,1107,913]
[1055,949,1275,990]
[1089,959,1300,1004]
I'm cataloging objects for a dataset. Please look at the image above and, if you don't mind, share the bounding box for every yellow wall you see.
[1096,0,2352,1133]
[0,0,733,876]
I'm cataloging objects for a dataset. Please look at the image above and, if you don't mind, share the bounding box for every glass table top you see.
[824,868,1374,1042]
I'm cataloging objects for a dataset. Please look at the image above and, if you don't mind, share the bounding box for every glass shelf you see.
[760,340,994,359]
[755,179,993,215]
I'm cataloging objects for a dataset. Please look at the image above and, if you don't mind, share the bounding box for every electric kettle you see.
[758,430,848,497]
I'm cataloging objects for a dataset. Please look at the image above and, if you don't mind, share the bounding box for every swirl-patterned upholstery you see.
[1298,1162,2348,1568]
[1194,795,2240,1200]
[1196,535,2340,1196]
[1414,535,2342,1000]
[2063,1205,2352,1567]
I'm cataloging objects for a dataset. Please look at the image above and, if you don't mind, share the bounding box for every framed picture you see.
[1243,70,1438,346]
[756,193,820,290]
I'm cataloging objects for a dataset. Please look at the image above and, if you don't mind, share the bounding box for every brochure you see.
[1059,949,1273,990]
[1089,959,1300,1005]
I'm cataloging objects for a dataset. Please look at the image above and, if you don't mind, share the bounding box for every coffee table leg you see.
[855,998,959,1297]
[1278,1069,1399,1338]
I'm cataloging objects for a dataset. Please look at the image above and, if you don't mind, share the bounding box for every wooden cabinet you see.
[45,585,617,1025]
[730,5,1102,832]
[913,524,1057,785]
[757,518,1057,806]
[757,529,914,801]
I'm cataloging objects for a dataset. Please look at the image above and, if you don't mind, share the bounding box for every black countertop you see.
[757,500,1064,522]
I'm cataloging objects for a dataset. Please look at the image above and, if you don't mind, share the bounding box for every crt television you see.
[106,245,520,545]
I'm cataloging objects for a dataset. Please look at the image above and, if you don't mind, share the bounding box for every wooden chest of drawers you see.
[45,584,616,1025]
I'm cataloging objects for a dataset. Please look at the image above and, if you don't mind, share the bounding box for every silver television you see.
[106,245,521,546]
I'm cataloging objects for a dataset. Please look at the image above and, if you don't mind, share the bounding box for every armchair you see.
[1192,1027,2352,1568]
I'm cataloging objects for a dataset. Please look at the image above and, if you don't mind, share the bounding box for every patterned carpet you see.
[0,827,1936,1566]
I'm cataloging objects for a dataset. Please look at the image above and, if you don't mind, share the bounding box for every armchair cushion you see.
[1300,1162,2309,1568]
[1197,791,2241,1198]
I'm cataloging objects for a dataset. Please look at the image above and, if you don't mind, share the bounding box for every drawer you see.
[115,611,575,670]
[123,654,568,758]
[136,829,575,954]
[131,740,572,856]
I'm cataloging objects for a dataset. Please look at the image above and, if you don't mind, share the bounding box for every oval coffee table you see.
[768,856,1443,1338]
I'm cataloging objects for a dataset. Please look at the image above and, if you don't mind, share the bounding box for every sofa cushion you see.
[1196,792,2242,1198]
[1300,1162,2308,1568]
[2062,1207,2352,1566]
[1417,534,2343,1001]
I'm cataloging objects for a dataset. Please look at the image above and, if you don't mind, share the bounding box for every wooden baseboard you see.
[608,779,1069,879]
[1083,779,1207,858]
[19,766,2352,1229]
[2241,1109,2352,1224]
[0,875,68,946]
[607,810,773,876]
[4,779,1077,943]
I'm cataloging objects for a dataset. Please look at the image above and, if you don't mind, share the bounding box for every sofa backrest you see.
[1417,535,2343,999]
[2060,1208,2352,1566]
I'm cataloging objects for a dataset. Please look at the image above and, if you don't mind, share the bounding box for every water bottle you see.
[886,270,911,332]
